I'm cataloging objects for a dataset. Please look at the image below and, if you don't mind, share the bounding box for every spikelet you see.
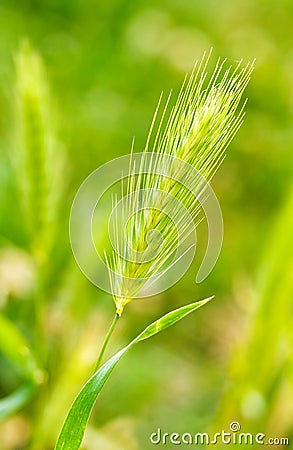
[107,52,254,315]
[14,40,65,261]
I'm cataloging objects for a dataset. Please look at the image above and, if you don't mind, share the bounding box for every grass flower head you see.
[106,52,254,315]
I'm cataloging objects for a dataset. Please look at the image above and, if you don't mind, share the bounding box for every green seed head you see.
[106,51,254,315]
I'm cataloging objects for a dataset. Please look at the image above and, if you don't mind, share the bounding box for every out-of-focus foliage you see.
[0,0,292,449]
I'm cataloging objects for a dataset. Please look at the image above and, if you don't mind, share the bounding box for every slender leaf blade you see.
[135,296,214,343]
[0,314,44,419]
[55,297,213,450]
[0,380,36,420]
[55,346,129,450]
[0,313,43,382]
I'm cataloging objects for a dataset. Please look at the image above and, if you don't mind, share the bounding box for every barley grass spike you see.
[107,52,254,316]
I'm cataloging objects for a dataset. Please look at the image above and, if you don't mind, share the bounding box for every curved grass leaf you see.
[0,314,44,419]
[0,314,43,382]
[0,380,36,420]
[55,296,213,450]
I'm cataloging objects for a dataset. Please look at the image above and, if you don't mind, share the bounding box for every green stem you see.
[94,313,120,372]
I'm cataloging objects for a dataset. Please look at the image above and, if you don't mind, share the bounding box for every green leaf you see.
[0,314,44,419]
[0,380,36,420]
[55,297,213,450]
[135,296,213,343]
[0,314,43,382]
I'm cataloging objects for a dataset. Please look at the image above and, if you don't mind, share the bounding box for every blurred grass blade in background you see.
[214,183,293,436]
[0,381,35,421]
[0,314,44,419]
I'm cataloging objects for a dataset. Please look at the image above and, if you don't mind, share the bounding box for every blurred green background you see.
[0,0,292,448]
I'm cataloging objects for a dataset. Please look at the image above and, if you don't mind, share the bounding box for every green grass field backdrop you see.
[0,0,292,448]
